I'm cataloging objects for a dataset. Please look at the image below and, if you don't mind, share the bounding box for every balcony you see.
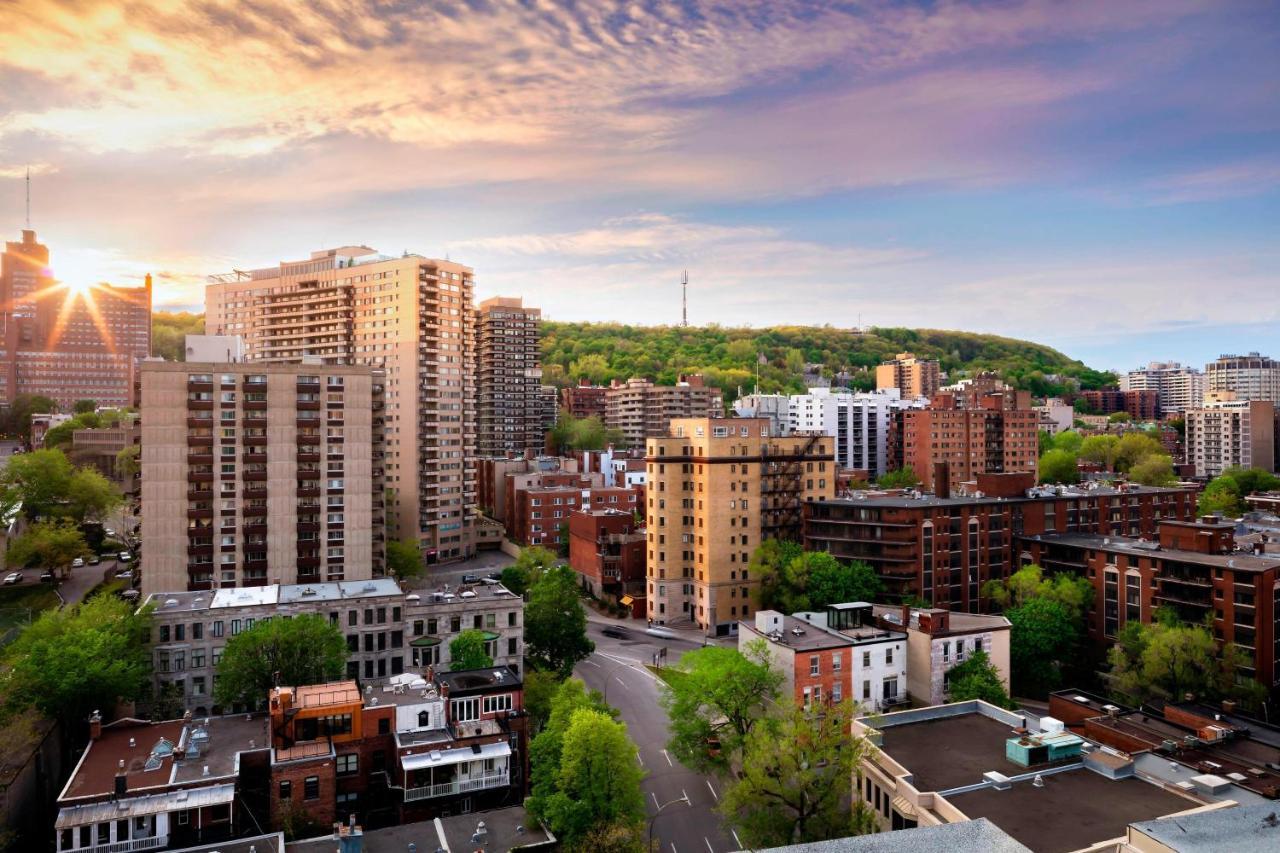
[297,399,321,411]
[187,451,213,465]
[244,470,268,482]
[244,434,267,447]
[297,485,321,498]
[185,416,213,428]
[186,399,213,411]
[242,451,268,464]
[403,770,510,802]
[187,435,213,447]
[242,415,267,428]
[242,485,267,499]
[244,400,267,411]
[298,433,321,446]
[297,451,320,464]
[74,834,166,853]
[187,471,214,484]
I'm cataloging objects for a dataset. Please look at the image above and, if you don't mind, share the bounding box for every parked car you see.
[115,570,134,580]
[3,572,23,585]
[602,625,630,639]
[71,557,84,568]
[88,555,101,565]
[486,571,503,581]
[40,571,55,583]
[461,573,480,585]
[118,551,132,562]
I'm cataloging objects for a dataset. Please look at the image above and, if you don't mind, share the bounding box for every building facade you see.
[902,393,1040,494]
[139,361,385,594]
[568,508,645,615]
[786,388,928,478]
[1184,397,1276,478]
[474,297,548,457]
[1080,389,1161,421]
[645,417,835,635]
[875,352,941,399]
[604,376,723,447]
[1206,352,1280,402]
[1121,361,1206,415]
[205,246,477,563]
[561,379,607,421]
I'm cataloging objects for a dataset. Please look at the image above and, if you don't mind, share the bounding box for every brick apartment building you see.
[1080,388,1161,420]
[1021,517,1280,692]
[206,245,478,563]
[875,352,940,399]
[803,472,1196,609]
[508,479,640,550]
[645,417,835,635]
[902,389,1040,493]
[139,361,386,594]
[561,378,607,421]
[568,508,646,615]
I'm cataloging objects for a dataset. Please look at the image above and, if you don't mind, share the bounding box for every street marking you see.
[615,675,630,690]
[662,749,673,767]
[637,751,644,767]
[652,792,660,808]
[671,845,678,853]
[582,658,601,668]
[731,830,742,848]
[682,788,689,804]
[705,779,718,801]
[704,838,715,853]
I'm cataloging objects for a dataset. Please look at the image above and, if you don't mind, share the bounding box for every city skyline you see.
[1,0,1277,370]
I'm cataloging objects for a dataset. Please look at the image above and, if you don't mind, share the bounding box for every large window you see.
[1104,567,1119,637]
[336,753,358,776]
[483,694,513,714]
[452,697,480,722]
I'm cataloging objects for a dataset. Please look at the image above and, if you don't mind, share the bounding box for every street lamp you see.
[648,794,691,852]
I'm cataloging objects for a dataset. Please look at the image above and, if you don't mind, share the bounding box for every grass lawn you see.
[0,584,61,638]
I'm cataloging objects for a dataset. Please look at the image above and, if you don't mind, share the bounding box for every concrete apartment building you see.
[876,352,941,399]
[902,390,1040,494]
[742,603,909,711]
[144,578,525,713]
[787,387,929,478]
[1207,352,1280,402]
[2,229,152,408]
[139,361,385,594]
[1121,361,1206,415]
[475,297,549,457]
[803,473,1196,608]
[645,417,835,635]
[205,245,477,563]
[1184,395,1276,478]
[604,375,723,447]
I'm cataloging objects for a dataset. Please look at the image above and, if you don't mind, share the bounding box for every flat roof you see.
[146,579,406,614]
[293,681,361,709]
[437,666,522,696]
[743,614,859,652]
[1130,802,1280,852]
[947,770,1196,853]
[1028,532,1280,572]
[817,483,1187,510]
[876,712,1031,792]
[750,818,1029,853]
[286,806,551,853]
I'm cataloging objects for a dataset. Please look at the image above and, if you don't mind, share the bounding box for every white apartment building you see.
[786,387,927,477]
[1120,361,1206,415]
[1184,396,1277,479]
[1206,352,1280,402]
[1036,397,1075,435]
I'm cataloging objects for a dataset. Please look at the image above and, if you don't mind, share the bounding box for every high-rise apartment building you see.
[139,361,385,594]
[1206,352,1280,402]
[205,246,475,563]
[787,388,928,477]
[605,375,723,447]
[902,391,1040,493]
[645,417,835,635]
[1184,396,1276,478]
[1,229,151,408]
[875,352,941,399]
[1120,361,1205,415]
[474,297,548,456]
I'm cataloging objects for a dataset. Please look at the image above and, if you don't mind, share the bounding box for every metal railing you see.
[403,770,510,802]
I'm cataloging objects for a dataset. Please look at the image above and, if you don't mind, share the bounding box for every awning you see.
[56,783,235,828]
[620,595,634,606]
[410,636,442,647]
[401,741,511,772]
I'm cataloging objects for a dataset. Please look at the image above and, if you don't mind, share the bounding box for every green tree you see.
[448,629,494,671]
[750,538,804,607]
[115,444,140,480]
[1038,448,1079,484]
[1197,467,1280,517]
[1108,620,1262,709]
[538,709,646,847]
[385,537,422,581]
[525,564,594,676]
[1,448,122,522]
[151,311,206,361]
[1007,597,1077,697]
[1129,453,1177,486]
[213,614,347,708]
[945,650,1013,708]
[659,641,782,773]
[67,465,123,522]
[502,545,560,595]
[982,565,1092,618]
[528,680,617,831]
[721,700,876,846]
[5,519,89,577]
[548,413,626,453]
[1049,430,1083,456]
[1079,434,1119,469]
[805,555,882,610]
[875,466,919,489]
[1108,411,1133,424]
[756,546,882,613]
[73,400,97,415]
[4,592,151,733]
[0,393,58,441]
[523,668,564,734]
[1113,432,1166,473]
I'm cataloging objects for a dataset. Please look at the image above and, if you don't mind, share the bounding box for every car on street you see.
[461,573,480,585]
[645,626,677,639]
[88,555,101,565]
[118,551,132,562]
[486,571,502,580]
[40,571,56,583]
[602,625,630,639]
[3,572,23,585]
[115,570,134,580]
[72,557,84,568]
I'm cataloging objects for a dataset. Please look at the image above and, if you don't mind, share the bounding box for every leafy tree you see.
[1038,448,1079,484]
[549,413,626,453]
[1113,432,1166,473]
[73,400,97,414]
[1,448,122,522]
[0,393,58,441]
[149,681,187,721]
[523,668,564,734]
[659,640,782,773]
[982,565,1092,618]
[1108,411,1133,424]
[528,680,618,831]
[720,700,876,846]
[1198,467,1280,518]
[385,537,422,581]
[749,538,804,600]
[945,650,1013,708]
[1128,453,1177,486]
[1007,597,1077,698]
[115,444,140,480]
[5,519,90,577]
[150,311,206,361]
[504,545,560,596]
[213,614,347,708]
[525,564,594,676]
[1048,430,1083,456]
[67,466,123,522]
[1079,434,1118,468]
[1108,619,1262,709]
[755,545,882,612]
[4,592,152,733]
[875,466,918,489]
[449,629,494,671]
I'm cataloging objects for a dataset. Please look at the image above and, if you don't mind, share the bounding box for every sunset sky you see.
[1,0,1277,369]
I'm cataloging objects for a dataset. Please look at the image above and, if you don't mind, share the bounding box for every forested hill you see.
[540,323,1115,397]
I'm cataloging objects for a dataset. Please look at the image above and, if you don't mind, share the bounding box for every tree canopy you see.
[385,537,422,581]
[525,564,594,676]
[4,592,152,732]
[0,393,58,441]
[1038,448,1080,484]
[984,565,1093,697]
[548,413,626,452]
[945,650,1013,708]
[448,629,494,671]
[151,311,206,361]
[875,466,919,489]
[213,614,347,708]
[659,640,782,774]
[753,542,882,612]
[1,448,123,523]
[502,545,559,595]
[1108,616,1263,709]
[5,519,90,575]
[720,700,877,847]
[1197,467,1280,518]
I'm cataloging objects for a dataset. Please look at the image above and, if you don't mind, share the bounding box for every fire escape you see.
[760,434,822,541]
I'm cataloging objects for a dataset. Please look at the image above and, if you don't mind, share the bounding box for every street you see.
[575,619,741,853]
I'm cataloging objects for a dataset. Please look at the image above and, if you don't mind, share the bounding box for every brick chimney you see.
[89,710,102,741]
[934,461,951,498]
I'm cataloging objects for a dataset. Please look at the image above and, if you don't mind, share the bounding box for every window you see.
[279,780,292,801]
[809,655,820,676]
[483,694,513,714]
[452,697,480,722]
[418,709,431,728]
[862,651,871,668]
[832,652,841,672]
[336,753,358,775]
[832,682,842,702]
[862,680,871,700]
[304,776,320,800]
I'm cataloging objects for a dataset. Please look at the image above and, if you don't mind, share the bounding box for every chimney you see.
[934,461,951,498]
[114,760,127,798]
[89,710,102,741]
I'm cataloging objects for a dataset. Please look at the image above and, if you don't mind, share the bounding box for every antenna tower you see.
[681,270,688,327]
[25,166,31,229]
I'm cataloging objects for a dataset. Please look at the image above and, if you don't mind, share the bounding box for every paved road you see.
[575,619,741,853]
[404,551,516,593]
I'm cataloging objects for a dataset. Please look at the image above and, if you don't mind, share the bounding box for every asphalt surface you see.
[575,618,741,853]
[403,550,516,592]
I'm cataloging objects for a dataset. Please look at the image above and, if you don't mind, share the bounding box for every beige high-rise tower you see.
[875,352,941,399]
[206,246,476,564]
[645,417,835,636]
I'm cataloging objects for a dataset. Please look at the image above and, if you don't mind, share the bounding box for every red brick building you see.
[568,508,646,615]
[507,477,640,550]
[561,379,607,421]
[902,391,1040,494]
[1081,389,1161,420]
[1020,518,1280,695]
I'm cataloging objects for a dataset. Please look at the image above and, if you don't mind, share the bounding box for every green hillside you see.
[541,323,1115,397]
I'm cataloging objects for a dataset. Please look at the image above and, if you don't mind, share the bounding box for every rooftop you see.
[287,806,551,853]
[743,613,859,652]
[293,681,362,709]
[750,818,1029,853]
[1029,532,1280,572]
[437,665,522,696]
[144,578,406,614]
[1128,802,1280,852]
[169,833,285,853]
[818,482,1185,509]
[873,604,1011,636]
